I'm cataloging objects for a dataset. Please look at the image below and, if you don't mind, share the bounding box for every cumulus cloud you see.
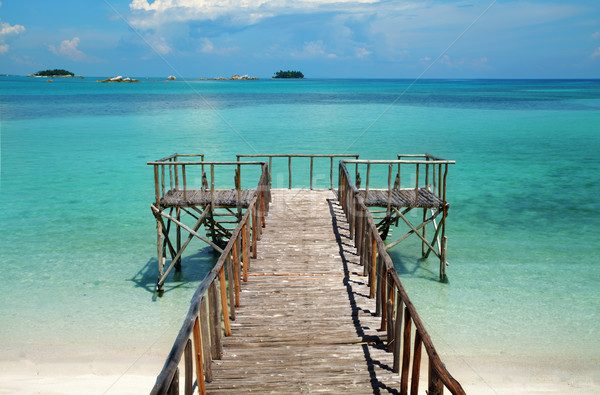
[0,18,26,55]
[592,47,600,60]
[49,37,87,61]
[291,40,337,59]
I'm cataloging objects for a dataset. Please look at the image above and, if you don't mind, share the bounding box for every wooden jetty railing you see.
[147,154,270,295]
[237,154,359,190]
[338,160,464,395]
[343,154,455,281]
[150,164,270,394]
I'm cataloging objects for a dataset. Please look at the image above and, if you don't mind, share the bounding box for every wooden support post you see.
[242,224,249,282]
[218,267,232,336]
[232,241,240,307]
[288,156,292,189]
[252,207,258,259]
[429,360,444,395]
[365,163,371,200]
[182,165,187,201]
[387,164,393,217]
[192,317,206,395]
[369,236,377,298]
[330,156,334,190]
[174,156,179,190]
[208,282,222,359]
[414,163,419,206]
[375,255,382,316]
[175,208,182,271]
[422,207,428,258]
[310,156,314,190]
[440,236,447,281]
[362,228,369,276]
[226,254,236,321]
[393,299,404,373]
[156,217,165,295]
[380,267,387,331]
[184,339,192,395]
[386,280,394,352]
[199,299,212,383]
[410,331,423,395]
[400,308,412,395]
[161,165,165,198]
[167,367,179,395]
[154,165,161,207]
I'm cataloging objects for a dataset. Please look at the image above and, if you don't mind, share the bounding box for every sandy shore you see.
[1,352,598,394]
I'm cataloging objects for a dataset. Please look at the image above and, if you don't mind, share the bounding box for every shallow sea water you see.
[1,77,599,380]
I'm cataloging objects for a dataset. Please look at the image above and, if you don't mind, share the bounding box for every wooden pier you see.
[148,154,463,394]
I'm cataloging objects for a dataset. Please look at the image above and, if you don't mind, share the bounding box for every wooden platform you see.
[160,189,256,208]
[205,189,401,393]
[360,188,443,208]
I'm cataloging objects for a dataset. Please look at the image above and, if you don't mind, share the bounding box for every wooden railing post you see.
[218,267,232,336]
[208,281,222,359]
[400,308,412,395]
[410,331,423,395]
[429,361,444,395]
[184,339,193,395]
[199,299,213,383]
[192,317,206,395]
[370,236,377,298]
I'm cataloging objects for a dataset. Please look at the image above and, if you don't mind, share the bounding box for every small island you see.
[28,69,75,78]
[273,70,304,79]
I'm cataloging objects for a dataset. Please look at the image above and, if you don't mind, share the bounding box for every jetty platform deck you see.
[360,188,443,208]
[205,189,400,393]
[160,189,256,208]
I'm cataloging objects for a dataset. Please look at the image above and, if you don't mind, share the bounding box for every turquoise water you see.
[1,78,599,372]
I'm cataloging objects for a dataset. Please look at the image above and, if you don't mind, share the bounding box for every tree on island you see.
[33,69,75,77]
[273,70,304,79]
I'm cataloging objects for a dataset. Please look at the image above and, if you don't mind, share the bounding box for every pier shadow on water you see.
[130,248,218,297]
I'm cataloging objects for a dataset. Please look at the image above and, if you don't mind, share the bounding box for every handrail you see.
[338,161,465,395]
[237,154,359,190]
[150,163,270,394]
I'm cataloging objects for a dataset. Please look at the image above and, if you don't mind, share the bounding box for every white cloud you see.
[49,37,87,61]
[0,17,26,55]
[291,40,337,59]
[129,0,380,28]
[592,47,600,60]
[593,32,600,40]
[0,21,25,36]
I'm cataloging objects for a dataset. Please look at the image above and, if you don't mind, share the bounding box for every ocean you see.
[1,77,599,391]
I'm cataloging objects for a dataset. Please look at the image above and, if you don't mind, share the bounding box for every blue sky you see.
[1,0,599,78]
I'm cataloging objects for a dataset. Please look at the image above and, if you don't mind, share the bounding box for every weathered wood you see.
[411,330,423,395]
[192,317,206,395]
[208,282,222,360]
[429,359,445,395]
[199,299,212,383]
[184,339,192,395]
[400,307,412,395]
[166,367,178,395]
[218,267,232,336]
[226,254,235,321]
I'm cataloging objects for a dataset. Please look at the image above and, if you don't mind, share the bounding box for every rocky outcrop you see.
[97,76,140,83]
